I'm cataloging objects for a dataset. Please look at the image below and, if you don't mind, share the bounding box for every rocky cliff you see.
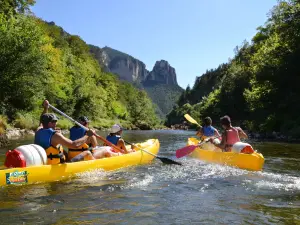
[89,45,183,117]
[143,60,178,87]
[89,45,149,83]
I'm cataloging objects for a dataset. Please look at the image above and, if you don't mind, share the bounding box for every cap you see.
[78,116,90,123]
[41,113,59,124]
[111,124,122,133]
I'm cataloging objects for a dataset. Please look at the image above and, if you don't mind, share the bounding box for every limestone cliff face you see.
[88,45,183,117]
[143,60,178,86]
[90,46,178,86]
[108,56,149,83]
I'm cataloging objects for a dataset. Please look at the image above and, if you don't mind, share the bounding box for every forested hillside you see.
[0,0,160,131]
[167,0,300,137]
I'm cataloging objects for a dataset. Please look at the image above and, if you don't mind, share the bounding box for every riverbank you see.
[0,124,170,148]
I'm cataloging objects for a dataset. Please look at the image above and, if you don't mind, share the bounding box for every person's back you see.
[196,117,220,139]
[35,128,56,149]
[70,125,86,141]
[34,114,66,164]
[225,127,240,146]
[211,115,248,152]
[202,125,215,137]
[106,133,121,146]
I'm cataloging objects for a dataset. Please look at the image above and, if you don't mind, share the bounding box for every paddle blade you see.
[157,157,182,165]
[176,145,198,158]
[184,114,201,127]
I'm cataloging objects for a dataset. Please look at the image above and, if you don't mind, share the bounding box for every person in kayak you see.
[35,100,97,164]
[196,116,220,140]
[210,115,248,152]
[68,116,119,160]
[106,124,135,154]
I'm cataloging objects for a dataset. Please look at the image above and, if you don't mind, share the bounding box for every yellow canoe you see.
[188,137,264,171]
[0,139,159,187]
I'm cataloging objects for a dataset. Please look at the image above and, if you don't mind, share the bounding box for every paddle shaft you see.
[124,140,182,165]
[124,140,157,157]
[48,104,123,153]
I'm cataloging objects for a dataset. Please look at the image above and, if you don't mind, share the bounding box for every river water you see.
[0,130,299,225]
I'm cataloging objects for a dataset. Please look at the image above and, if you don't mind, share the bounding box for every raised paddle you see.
[48,103,123,153]
[124,140,182,165]
[184,114,202,128]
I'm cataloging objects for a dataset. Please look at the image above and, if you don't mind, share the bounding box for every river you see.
[0,130,299,225]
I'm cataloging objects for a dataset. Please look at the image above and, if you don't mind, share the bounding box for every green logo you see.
[6,171,28,185]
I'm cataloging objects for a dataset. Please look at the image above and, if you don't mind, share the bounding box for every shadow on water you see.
[0,130,299,224]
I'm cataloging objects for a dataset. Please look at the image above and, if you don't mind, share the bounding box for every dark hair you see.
[220,115,231,126]
[78,116,89,123]
[40,113,59,126]
[204,117,212,126]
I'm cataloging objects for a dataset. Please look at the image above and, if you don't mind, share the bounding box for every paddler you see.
[196,116,220,140]
[69,116,97,148]
[210,115,248,152]
[34,100,97,164]
[106,124,135,154]
[68,116,119,160]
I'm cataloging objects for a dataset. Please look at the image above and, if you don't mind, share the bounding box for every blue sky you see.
[31,0,277,89]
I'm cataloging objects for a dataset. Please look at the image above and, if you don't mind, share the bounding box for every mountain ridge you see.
[89,45,183,117]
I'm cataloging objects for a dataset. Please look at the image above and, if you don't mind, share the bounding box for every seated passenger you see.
[68,116,120,161]
[34,100,96,164]
[196,116,220,140]
[211,115,248,152]
[106,124,134,154]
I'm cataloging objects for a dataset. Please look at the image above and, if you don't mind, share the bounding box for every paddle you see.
[184,114,202,128]
[176,145,198,158]
[175,114,204,158]
[124,140,182,165]
[175,138,211,158]
[48,103,123,153]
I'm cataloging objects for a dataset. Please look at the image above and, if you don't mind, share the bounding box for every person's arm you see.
[214,128,221,137]
[36,100,49,131]
[237,127,248,139]
[51,130,94,149]
[117,139,131,154]
[196,128,204,137]
[89,136,98,148]
[212,132,226,150]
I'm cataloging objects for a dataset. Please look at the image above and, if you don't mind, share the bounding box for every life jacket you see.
[68,143,90,161]
[69,126,86,141]
[225,127,240,152]
[202,126,215,137]
[34,128,66,164]
[68,126,91,160]
[106,134,121,146]
[106,134,122,153]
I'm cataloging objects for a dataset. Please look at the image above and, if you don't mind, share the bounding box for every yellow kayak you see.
[0,139,159,187]
[188,137,264,171]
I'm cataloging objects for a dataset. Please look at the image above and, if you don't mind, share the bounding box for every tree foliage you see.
[166,0,300,137]
[0,8,160,129]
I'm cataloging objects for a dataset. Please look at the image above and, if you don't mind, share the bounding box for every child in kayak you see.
[210,115,248,152]
[196,117,220,140]
[106,124,135,154]
[196,117,221,151]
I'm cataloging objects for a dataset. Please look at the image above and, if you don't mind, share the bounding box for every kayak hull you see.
[188,137,264,171]
[0,139,159,187]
